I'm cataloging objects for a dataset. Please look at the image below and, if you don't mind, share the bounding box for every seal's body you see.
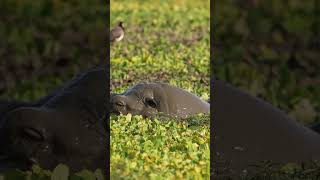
[0,68,107,172]
[212,80,320,176]
[111,83,209,118]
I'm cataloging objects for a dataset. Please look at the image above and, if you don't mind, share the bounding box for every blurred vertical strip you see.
[210,0,320,178]
[210,0,215,179]
[106,0,111,178]
[315,0,320,48]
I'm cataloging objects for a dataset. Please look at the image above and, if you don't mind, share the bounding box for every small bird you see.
[110,21,125,42]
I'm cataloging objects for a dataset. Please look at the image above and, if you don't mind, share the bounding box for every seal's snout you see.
[111,95,128,115]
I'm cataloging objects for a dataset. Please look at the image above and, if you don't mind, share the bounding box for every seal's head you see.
[111,83,209,118]
[111,83,169,117]
[0,107,107,172]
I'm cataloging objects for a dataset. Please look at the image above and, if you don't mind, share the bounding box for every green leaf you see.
[51,164,69,180]
[75,170,95,180]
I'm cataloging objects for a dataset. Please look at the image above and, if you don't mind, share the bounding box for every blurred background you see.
[0,0,107,101]
[111,0,210,98]
[214,0,320,125]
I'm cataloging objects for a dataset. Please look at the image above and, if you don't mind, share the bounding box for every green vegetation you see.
[214,0,320,179]
[0,0,106,101]
[111,0,210,179]
[0,164,104,180]
[111,114,209,179]
[214,0,319,125]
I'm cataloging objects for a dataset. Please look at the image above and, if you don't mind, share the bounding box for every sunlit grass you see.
[111,0,210,179]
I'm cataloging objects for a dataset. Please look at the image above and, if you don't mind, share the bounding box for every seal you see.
[111,82,209,118]
[212,80,320,176]
[0,68,107,173]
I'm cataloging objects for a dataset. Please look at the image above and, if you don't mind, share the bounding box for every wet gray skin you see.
[111,82,210,118]
[212,80,320,176]
[0,68,107,173]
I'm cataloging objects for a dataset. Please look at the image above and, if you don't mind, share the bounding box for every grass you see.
[0,164,105,180]
[0,0,106,101]
[111,114,210,180]
[214,0,320,179]
[110,0,210,179]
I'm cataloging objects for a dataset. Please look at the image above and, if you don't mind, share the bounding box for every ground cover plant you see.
[0,164,105,180]
[0,0,107,178]
[111,0,210,179]
[214,0,320,179]
[0,0,107,101]
[111,114,210,180]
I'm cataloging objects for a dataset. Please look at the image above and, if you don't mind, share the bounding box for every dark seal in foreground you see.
[0,68,107,173]
[111,82,210,118]
[212,80,320,177]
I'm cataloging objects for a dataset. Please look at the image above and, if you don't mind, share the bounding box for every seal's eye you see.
[115,100,126,107]
[145,98,157,108]
[22,127,44,141]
